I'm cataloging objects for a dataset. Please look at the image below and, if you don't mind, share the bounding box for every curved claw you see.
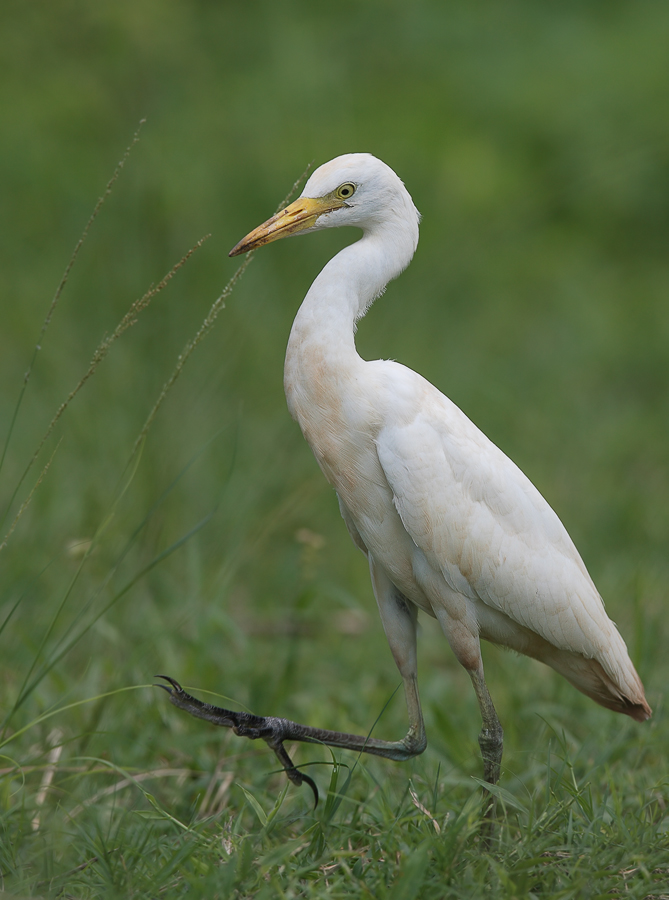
[155,674,181,694]
[298,769,319,809]
[274,759,319,809]
[266,736,320,808]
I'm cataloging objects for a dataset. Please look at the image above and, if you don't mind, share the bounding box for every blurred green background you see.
[1,0,668,892]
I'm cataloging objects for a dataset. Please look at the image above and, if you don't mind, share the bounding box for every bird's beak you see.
[229,195,347,257]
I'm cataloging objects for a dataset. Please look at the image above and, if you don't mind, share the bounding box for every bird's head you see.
[229,153,420,257]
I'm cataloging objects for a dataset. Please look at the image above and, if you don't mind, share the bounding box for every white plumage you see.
[227,153,650,784]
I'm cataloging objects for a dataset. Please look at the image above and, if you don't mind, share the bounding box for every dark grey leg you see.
[469,666,504,785]
[158,559,429,805]
[156,674,425,807]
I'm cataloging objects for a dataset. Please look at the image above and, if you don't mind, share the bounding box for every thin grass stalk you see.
[0,120,145,486]
[3,433,231,726]
[0,237,209,549]
[0,447,146,734]
[0,441,61,552]
[0,685,149,754]
[130,252,254,457]
[129,163,312,457]
[43,426,235,671]
[18,507,219,710]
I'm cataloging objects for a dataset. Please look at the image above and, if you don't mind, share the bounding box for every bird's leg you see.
[433,608,503,838]
[368,557,427,757]
[157,564,427,804]
[468,665,503,786]
[156,667,426,808]
[468,664,503,841]
[434,611,504,783]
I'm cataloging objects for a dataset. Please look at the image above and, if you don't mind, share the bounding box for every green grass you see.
[1,1,669,897]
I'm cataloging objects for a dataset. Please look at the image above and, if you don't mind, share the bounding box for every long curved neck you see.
[284,218,418,428]
[287,223,417,356]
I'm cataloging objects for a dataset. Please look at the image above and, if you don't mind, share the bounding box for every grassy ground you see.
[1,2,669,897]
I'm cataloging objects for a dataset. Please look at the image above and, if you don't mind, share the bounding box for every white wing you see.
[372,363,617,660]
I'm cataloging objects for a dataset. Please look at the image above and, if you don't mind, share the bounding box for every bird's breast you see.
[284,340,380,487]
[286,370,378,498]
[284,350,431,610]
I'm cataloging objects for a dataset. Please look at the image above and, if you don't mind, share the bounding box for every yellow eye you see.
[335,182,356,200]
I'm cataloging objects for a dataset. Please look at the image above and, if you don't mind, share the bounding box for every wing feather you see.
[373,373,615,659]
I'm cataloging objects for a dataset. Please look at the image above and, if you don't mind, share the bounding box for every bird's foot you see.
[155,676,319,807]
[157,675,427,804]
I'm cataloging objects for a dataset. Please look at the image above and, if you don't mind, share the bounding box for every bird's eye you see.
[335,182,356,200]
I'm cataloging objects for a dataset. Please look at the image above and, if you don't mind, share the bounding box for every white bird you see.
[161,153,650,798]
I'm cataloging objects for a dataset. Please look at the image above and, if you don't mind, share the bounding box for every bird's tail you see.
[545,647,651,722]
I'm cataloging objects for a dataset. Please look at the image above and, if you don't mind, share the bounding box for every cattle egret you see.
[160,154,650,802]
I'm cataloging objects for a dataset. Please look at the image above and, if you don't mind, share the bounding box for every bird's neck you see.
[288,225,415,355]
[284,227,416,424]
